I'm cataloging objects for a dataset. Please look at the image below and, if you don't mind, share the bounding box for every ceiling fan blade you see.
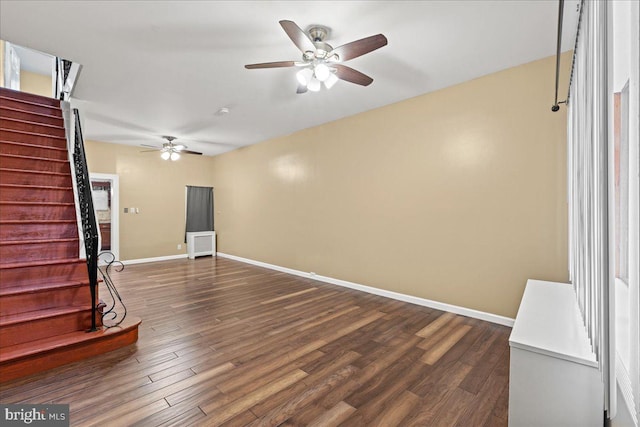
[296,84,308,94]
[245,61,297,69]
[141,144,160,149]
[330,34,388,62]
[279,20,316,53]
[332,64,373,86]
[140,149,160,153]
[183,150,203,155]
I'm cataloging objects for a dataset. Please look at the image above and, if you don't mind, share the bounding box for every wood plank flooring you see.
[0,256,511,426]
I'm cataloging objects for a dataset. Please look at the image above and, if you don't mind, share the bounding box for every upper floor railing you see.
[0,40,81,101]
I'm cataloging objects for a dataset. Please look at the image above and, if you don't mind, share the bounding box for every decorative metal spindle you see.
[73,109,100,332]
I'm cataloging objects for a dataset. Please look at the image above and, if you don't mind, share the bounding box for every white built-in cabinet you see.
[508,280,603,426]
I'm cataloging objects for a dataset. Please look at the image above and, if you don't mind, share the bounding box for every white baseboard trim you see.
[123,254,188,265]
[217,252,514,327]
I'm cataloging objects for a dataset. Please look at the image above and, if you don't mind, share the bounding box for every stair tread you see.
[0,257,85,270]
[0,219,76,224]
[0,237,78,246]
[0,305,92,326]
[0,139,67,151]
[0,152,69,163]
[0,127,66,139]
[0,317,141,364]
[0,183,72,190]
[0,167,69,176]
[0,280,89,297]
[0,116,64,131]
[0,105,62,121]
[0,201,74,206]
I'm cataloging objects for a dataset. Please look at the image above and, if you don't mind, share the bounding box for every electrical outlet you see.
[177,244,182,250]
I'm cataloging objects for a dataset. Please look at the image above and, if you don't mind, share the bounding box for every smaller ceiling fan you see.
[245,20,387,93]
[141,136,202,161]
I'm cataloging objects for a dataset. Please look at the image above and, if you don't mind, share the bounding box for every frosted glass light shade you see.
[161,151,170,160]
[307,78,321,92]
[314,64,330,82]
[170,152,180,161]
[296,68,313,86]
[324,73,338,89]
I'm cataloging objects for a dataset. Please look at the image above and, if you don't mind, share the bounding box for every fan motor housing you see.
[307,25,330,42]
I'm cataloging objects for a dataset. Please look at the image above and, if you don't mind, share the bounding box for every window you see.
[185,186,214,241]
[614,80,639,425]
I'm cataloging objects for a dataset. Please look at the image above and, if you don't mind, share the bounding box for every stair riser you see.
[0,89,62,107]
[0,309,94,347]
[0,97,62,117]
[0,204,76,221]
[0,119,66,138]
[0,170,71,187]
[0,129,66,149]
[0,241,79,264]
[0,222,78,241]
[0,142,68,160]
[0,261,87,288]
[0,107,64,127]
[0,155,70,173]
[0,285,91,316]
[0,186,75,203]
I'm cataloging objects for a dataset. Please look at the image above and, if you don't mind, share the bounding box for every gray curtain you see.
[185,186,214,241]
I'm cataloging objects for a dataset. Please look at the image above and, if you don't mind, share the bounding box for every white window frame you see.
[611,0,639,424]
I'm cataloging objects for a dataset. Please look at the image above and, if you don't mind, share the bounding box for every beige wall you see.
[20,69,51,97]
[84,140,215,260]
[84,53,570,318]
[210,54,571,318]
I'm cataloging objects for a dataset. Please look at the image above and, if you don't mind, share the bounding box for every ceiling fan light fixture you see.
[170,152,180,161]
[245,20,386,93]
[161,151,171,160]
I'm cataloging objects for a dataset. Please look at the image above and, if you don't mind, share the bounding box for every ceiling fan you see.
[245,20,388,93]
[141,136,202,161]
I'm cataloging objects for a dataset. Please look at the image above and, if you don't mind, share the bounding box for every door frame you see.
[90,173,120,261]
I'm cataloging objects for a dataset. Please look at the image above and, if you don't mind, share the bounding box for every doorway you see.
[90,173,120,261]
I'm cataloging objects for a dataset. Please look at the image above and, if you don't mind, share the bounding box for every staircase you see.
[0,87,140,382]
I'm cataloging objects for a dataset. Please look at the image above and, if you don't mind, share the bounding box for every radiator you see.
[186,231,216,259]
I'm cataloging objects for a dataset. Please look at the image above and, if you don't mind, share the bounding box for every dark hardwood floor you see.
[0,256,511,426]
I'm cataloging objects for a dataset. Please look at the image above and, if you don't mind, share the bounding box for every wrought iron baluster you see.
[73,109,99,332]
[98,251,127,328]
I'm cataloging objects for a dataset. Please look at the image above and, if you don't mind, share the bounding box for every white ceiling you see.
[0,1,579,156]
